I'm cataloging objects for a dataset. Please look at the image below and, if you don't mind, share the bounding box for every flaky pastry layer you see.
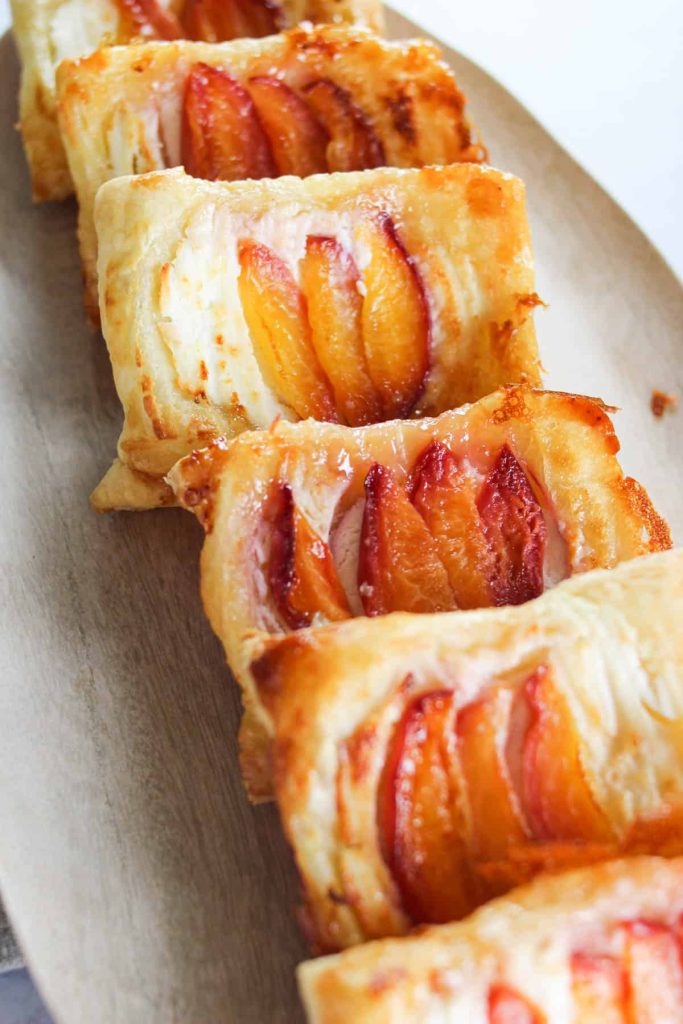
[11,0,382,200]
[56,25,482,313]
[299,856,683,1022]
[252,550,683,950]
[92,165,539,510]
[168,387,670,800]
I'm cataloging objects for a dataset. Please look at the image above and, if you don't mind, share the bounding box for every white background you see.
[391,0,683,277]
[1,0,682,275]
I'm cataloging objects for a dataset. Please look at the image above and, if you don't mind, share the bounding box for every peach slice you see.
[411,441,494,608]
[358,463,456,616]
[182,0,241,39]
[237,241,337,420]
[456,687,527,868]
[570,953,625,1023]
[300,236,381,426]
[379,690,473,923]
[247,78,330,176]
[115,0,182,38]
[357,213,430,419]
[302,79,385,172]
[182,0,281,40]
[477,445,547,606]
[267,483,351,629]
[521,668,613,843]
[622,921,683,1024]
[623,804,683,857]
[181,63,277,181]
[234,0,282,36]
[488,985,544,1023]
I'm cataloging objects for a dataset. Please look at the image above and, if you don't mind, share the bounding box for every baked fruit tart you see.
[10,0,383,201]
[249,550,683,950]
[167,386,671,798]
[56,25,485,315]
[92,164,540,510]
[298,856,683,1022]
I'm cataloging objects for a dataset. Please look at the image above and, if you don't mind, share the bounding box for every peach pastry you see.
[299,856,683,1022]
[92,164,540,510]
[249,550,683,950]
[55,25,485,314]
[168,386,671,797]
[10,0,383,201]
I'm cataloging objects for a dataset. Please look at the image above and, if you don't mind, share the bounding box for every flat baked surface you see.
[1,8,682,1023]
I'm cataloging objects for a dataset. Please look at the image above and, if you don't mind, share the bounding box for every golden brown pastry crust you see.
[10,0,90,200]
[11,0,383,202]
[251,550,683,950]
[167,387,671,800]
[91,164,539,510]
[299,856,683,1022]
[92,459,178,512]
[56,25,482,315]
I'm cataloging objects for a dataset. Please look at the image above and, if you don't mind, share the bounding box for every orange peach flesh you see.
[237,240,337,421]
[181,63,277,180]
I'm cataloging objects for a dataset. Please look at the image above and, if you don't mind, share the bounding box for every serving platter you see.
[0,7,681,1023]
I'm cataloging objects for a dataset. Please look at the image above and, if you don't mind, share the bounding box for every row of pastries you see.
[10,0,683,1019]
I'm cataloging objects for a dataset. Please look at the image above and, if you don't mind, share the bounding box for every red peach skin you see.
[267,483,351,630]
[181,63,276,180]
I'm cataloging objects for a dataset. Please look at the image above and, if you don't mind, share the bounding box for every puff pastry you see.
[248,550,683,950]
[11,0,383,201]
[168,386,671,799]
[92,163,539,510]
[299,856,683,1022]
[56,25,484,316]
